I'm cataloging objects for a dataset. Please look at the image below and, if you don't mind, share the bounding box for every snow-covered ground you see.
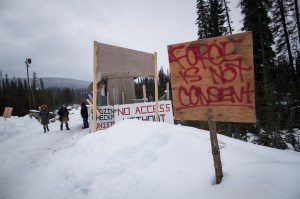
[0,110,300,199]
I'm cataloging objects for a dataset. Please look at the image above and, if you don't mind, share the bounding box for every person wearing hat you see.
[39,105,50,133]
[58,104,70,130]
[80,102,89,129]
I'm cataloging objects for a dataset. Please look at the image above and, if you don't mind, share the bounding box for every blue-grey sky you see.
[0,0,242,81]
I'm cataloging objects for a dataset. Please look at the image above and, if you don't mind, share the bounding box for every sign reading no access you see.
[89,101,174,131]
[114,101,174,124]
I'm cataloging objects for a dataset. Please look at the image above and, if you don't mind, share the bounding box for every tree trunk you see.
[277,0,299,89]
[294,0,300,47]
[223,0,233,34]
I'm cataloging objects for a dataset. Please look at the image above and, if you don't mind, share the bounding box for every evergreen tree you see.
[158,67,167,97]
[196,0,209,39]
[31,71,39,109]
[291,0,300,47]
[223,0,233,34]
[296,51,300,80]
[17,78,27,115]
[0,74,89,116]
[31,71,38,91]
[40,78,44,90]
[272,0,299,89]
[208,0,229,37]
[240,0,286,148]
[196,0,233,39]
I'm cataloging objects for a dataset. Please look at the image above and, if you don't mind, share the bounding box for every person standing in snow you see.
[58,104,70,130]
[80,102,89,129]
[39,105,50,133]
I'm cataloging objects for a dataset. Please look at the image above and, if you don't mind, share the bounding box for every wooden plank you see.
[143,85,147,102]
[92,41,98,133]
[96,42,155,82]
[3,107,13,119]
[154,52,159,121]
[168,32,256,123]
[107,78,135,105]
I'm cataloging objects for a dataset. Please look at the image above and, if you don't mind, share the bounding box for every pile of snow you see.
[1,110,300,199]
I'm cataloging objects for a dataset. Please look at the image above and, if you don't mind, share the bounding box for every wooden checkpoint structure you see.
[92,41,159,133]
[168,32,256,184]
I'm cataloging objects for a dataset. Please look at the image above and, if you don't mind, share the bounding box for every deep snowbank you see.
[1,111,300,199]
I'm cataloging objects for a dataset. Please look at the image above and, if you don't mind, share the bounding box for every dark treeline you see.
[135,67,171,100]
[0,71,89,116]
[195,0,300,149]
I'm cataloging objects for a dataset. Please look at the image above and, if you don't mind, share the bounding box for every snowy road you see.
[0,110,89,199]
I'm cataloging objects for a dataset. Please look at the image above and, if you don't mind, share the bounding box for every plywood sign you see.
[168,32,256,123]
[96,42,155,82]
[3,107,13,119]
[114,101,174,124]
[88,105,115,131]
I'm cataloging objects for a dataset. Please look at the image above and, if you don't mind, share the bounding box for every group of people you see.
[38,103,89,133]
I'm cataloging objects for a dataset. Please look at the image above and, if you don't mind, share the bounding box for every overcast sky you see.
[0,0,242,82]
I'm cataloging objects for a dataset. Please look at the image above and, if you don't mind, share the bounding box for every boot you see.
[66,124,70,130]
[47,125,49,131]
[60,125,63,130]
[43,126,46,133]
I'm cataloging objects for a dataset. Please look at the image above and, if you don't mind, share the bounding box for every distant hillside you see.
[8,77,91,89]
[41,77,91,89]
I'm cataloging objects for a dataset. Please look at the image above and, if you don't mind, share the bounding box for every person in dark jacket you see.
[81,103,89,129]
[39,105,50,133]
[58,104,70,130]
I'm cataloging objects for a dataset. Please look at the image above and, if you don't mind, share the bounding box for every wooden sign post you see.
[206,109,223,184]
[3,107,13,120]
[92,41,98,133]
[154,52,159,122]
[168,32,256,184]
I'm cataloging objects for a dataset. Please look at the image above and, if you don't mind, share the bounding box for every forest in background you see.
[0,71,88,116]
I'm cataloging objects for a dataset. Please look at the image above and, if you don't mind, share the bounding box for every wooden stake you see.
[166,82,170,100]
[107,91,110,105]
[121,92,125,104]
[154,52,159,121]
[113,88,116,105]
[142,85,147,102]
[92,41,98,133]
[86,99,100,116]
[3,107,13,121]
[207,109,223,184]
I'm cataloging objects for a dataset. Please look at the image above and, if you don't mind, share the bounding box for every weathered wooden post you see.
[143,85,147,102]
[154,52,159,122]
[92,41,98,133]
[166,82,170,100]
[207,109,223,184]
[3,107,13,121]
[121,92,125,104]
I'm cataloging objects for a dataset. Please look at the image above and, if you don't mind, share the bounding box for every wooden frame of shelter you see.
[92,41,159,133]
